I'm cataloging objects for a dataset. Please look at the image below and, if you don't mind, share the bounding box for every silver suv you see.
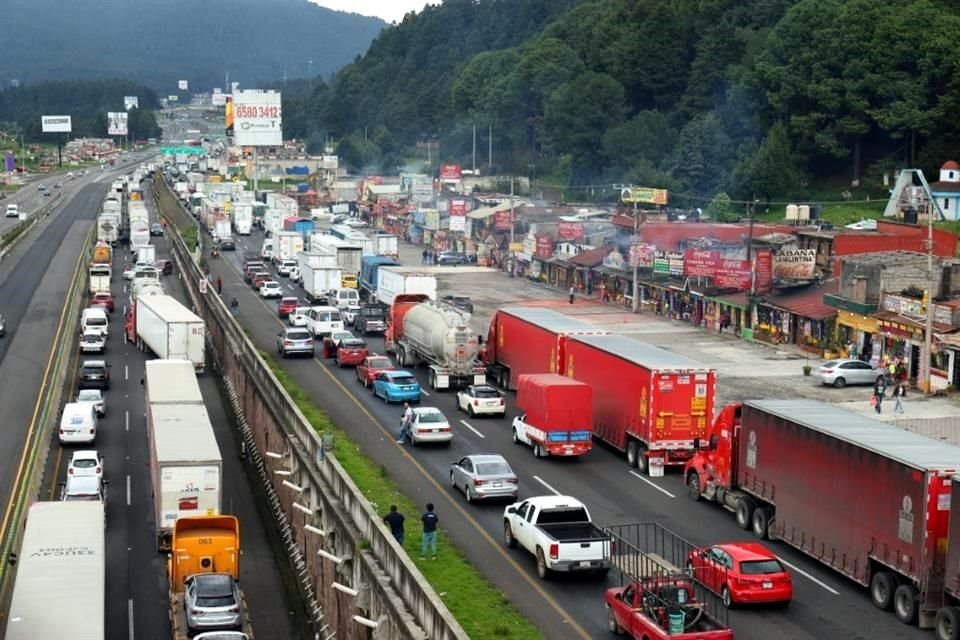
[276,327,314,358]
[185,573,243,633]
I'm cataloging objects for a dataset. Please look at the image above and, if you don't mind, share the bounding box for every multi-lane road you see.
[197,222,927,640]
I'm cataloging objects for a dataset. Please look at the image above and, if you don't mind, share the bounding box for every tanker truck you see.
[385,294,487,390]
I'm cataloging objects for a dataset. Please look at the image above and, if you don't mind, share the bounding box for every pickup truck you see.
[503,495,610,579]
[605,578,733,640]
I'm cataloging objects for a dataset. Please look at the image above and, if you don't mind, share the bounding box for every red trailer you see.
[936,476,960,639]
[563,334,715,474]
[686,399,959,630]
[512,374,593,457]
[482,307,604,390]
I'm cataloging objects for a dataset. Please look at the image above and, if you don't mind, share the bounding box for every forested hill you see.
[297,0,960,207]
[0,0,384,92]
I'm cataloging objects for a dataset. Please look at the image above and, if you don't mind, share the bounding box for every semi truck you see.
[511,374,592,458]
[564,334,716,475]
[168,516,253,639]
[6,502,105,640]
[137,244,156,265]
[481,307,603,390]
[233,202,253,235]
[297,250,338,277]
[144,359,205,405]
[385,294,486,389]
[130,223,150,253]
[376,266,437,306]
[274,231,305,264]
[359,255,400,300]
[301,265,343,303]
[685,399,960,630]
[311,234,363,275]
[92,241,112,264]
[97,213,120,245]
[133,294,205,371]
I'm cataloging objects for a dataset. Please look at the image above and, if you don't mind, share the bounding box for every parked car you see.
[456,385,505,417]
[91,292,114,313]
[78,360,111,389]
[79,329,106,354]
[449,454,518,502]
[443,295,474,314]
[155,259,174,276]
[184,573,243,633]
[277,297,299,318]
[686,542,793,608]
[321,330,355,358]
[150,223,164,236]
[67,450,103,479]
[813,358,884,388]
[356,355,393,387]
[335,338,368,367]
[372,370,421,404]
[405,407,453,445]
[436,251,468,265]
[276,327,314,358]
[76,388,106,416]
[259,281,283,298]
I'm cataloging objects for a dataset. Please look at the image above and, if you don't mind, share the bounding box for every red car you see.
[356,355,393,387]
[687,542,792,608]
[321,331,355,359]
[155,259,173,276]
[91,292,114,313]
[252,272,271,289]
[335,338,369,367]
[277,297,300,318]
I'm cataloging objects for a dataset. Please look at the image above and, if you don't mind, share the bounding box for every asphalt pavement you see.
[204,228,928,640]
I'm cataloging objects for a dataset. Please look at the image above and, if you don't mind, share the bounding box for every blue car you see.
[372,370,421,404]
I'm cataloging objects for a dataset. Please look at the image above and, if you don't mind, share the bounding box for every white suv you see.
[278,260,297,277]
[5,204,18,218]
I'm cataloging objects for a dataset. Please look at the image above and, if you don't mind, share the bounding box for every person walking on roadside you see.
[568,285,575,304]
[230,297,239,317]
[216,276,222,295]
[421,248,428,265]
[893,381,905,414]
[397,402,413,444]
[421,503,438,560]
[873,376,887,414]
[383,505,405,545]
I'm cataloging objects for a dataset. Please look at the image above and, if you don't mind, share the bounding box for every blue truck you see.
[360,255,400,301]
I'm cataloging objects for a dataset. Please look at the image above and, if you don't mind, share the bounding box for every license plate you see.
[493,481,502,487]
[762,581,773,589]
[579,561,592,568]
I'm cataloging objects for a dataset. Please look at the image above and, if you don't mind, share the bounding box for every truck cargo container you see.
[264,207,285,237]
[685,399,960,629]
[128,201,149,227]
[482,307,604,390]
[564,334,714,474]
[214,219,232,242]
[144,359,205,405]
[89,273,111,295]
[311,233,363,275]
[101,197,121,216]
[147,401,222,551]
[283,216,316,236]
[370,233,399,258]
[301,264,343,303]
[130,224,150,252]
[376,266,437,306]
[137,244,156,265]
[274,231,305,265]
[134,295,205,371]
[936,476,960,638]
[359,255,400,299]
[96,213,120,245]
[232,202,253,235]
[6,502,105,640]
[385,295,485,389]
[92,241,112,264]
[266,191,298,217]
[297,250,338,275]
[512,374,592,457]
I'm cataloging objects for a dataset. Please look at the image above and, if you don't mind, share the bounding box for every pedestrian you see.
[568,286,575,304]
[848,341,858,360]
[887,359,897,384]
[600,283,608,303]
[383,505,405,545]
[397,401,413,444]
[872,377,887,414]
[230,297,239,316]
[893,381,905,414]
[216,276,222,295]
[421,502,438,560]
[422,248,428,265]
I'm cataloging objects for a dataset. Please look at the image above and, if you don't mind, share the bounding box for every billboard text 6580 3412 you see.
[232,90,282,147]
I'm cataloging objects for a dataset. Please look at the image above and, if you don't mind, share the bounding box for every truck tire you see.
[636,447,650,474]
[735,497,755,530]
[752,507,772,539]
[894,584,919,625]
[936,607,960,640]
[686,472,701,502]
[870,571,897,611]
[536,548,551,579]
[607,607,624,635]
[429,370,438,390]
[503,521,517,548]
[626,441,640,468]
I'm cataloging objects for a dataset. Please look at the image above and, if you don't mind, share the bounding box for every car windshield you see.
[391,375,416,386]
[473,387,500,398]
[281,298,298,305]
[368,358,390,368]
[73,458,97,468]
[476,462,511,475]
[418,411,445,423]
[86,317,106,326]
[77,390,100,401]
[287,331,310,341]
[739,559,785,575]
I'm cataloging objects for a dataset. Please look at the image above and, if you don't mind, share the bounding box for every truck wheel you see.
[735,497,756,530]
[503,522,517,548]
[429,370,437,389]
[626,441,640,468]
[636,447,649,474]
[894,584,919,625]
[607,607,624,635]
[752,507,772,539]
[536,548,551,579]
[936,607,960,640]
[686,472,701,502]
[870,571,897,611]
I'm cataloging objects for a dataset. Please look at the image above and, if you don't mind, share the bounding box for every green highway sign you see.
[160,147,204,155]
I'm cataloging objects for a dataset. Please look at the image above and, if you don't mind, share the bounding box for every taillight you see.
[549,544,559,560]
[440,427,451,432]
[96,467,101,474]
[68,468,74,475]
[507,475,517,483]
[285,340,293,345]
[822,369,833,374]
[499,398,505,406]
[89,429,95,434]
[473,479,486,486]
[307,339,314,345]
[473,399,479,406]
[59,429,64,435]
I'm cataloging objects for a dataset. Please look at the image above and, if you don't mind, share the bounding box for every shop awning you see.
[759,281,838,320]
[936,333,960,349]
[875,311,955,334]
[468,202,521,219]
[711,291,750,309]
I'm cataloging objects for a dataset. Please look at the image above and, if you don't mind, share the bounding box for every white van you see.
[305,306,343,338]
[328,288,360,309]
[81,307,109,337]
[59,402,98,444]
[5,203,18,218]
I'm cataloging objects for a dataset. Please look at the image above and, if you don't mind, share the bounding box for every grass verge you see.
[261,353,542,640]
[181,225,198,251]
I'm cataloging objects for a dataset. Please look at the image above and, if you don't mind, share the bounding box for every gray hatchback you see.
[277,327,314,358]
[185,573,242,633]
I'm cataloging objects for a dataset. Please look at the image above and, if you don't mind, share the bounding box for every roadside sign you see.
[160,147,204,156]
[199,278,208,294]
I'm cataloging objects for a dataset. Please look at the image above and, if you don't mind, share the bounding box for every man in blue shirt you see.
[421,502,438,560]
[383,505,405,544]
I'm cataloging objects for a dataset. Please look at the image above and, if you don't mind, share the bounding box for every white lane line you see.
[128,599,134,640]
[459,419,485,438]
[124,364,129,380]
[420,389,431,397]
[776,556,840,594]
[126,475,131,506]
[533,475,561,496]
[125,410,130,432]
[628,470,677,499]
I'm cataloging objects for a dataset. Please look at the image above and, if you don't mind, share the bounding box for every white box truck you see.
[144,360,204,405]
[6,502,105,640]
[371,233,399,258]
[147,402,222,551]
[128,201,149,227]
[301,265,343,303]
[310,234,362,275]
[97,213,120,245]
[376,266,438,306]
[297,250,338,273]
[233,202,253,235]
[137,244,156,265]
[275,231,304,264]
[134,295,205,371]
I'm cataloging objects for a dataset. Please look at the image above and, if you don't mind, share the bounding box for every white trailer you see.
[130,224,150,252]
[266,191,299,217]
[371,233,399,258]
[89,273,111,295]
[310,234,363,275]
[137,244,156,265]
[233,202,253,235]
[128,201,149,227]
[275,231,304,264]
[301,265,343,303]
[144,359,205,405]
[134,295,205,372]
[97,213,120,245]
[6,502,105,640]
[147,402,222,551]
[376,266,438,306]
[264,207,285,237]
[297,250,338,273]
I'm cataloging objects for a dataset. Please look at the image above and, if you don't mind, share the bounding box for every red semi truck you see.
[685,399,960,631]
[511,374,593,458]
[563,334,715,475]
[937,477,960,639]
[481,307,603,390]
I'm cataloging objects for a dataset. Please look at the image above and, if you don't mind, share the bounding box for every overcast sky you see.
[312,0,439,24]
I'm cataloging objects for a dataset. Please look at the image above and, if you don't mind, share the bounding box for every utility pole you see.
[472,125,476,174]
[308,60,313,88]
[921,205,935,392]
[632,200,639,313]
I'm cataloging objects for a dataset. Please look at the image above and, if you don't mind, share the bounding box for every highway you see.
[198,223,928,640]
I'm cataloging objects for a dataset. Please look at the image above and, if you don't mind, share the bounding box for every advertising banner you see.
[753,249,774,294]
[653,250,684,276]
[557,222,584,240]
[168,95,179,102]
[683,249,755,289]
[494,209,513,230]
[422,208,440,231]
[629,242,656,268]
[123,96,139,110]
[5,153,15,172]
[225,96,234,135]
[107,112,128,136]
[621,186,669,205]
[41,115,72,133]
[449,214,465,232]
[448,199,468,216]
[178,80,189,91]
[439,164,462,181]
[773,248,817,280]
[535,234,554,258]
[233,90,282,146]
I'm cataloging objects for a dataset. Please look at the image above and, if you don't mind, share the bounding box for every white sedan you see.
[259,281,283,298]
[67,450,103,479]
[406,407,453,446]
[77,388,106,417]
[456,385,506,418]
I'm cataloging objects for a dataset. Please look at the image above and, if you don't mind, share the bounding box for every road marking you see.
[126,475,131,506]
[420,389,431,397]
[128,598,134,640]
[125,410,130,432]
[776,556,839,594]
[459,419,485,438]
[533,475,561,496]
[124,364,129,380]
[628,470,677,499]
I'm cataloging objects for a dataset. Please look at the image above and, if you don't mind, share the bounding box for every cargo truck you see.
[97,213,120,245]
[565,334,715,475]
[370,233,399,258]
[89,273,111,295]
[145,359,205,405]
[385,294,485,389]
[376,266,437,306]
[137,244,156,265]
[214,219,232,242]
[264,207,285,237]
[133,294,205,372]
[232,202,253,235]
[936,477,960,638]
[353,302,388,334]
[168,516,253,639]
[685,399,960,630]
[130,223,150,253]
[274,231,304,264]
[311,234,363,275]
[147,400,222,551]
[359,255,400,300]
[297,250,338,278]
[92,241,112,264]
[6,502,105,640]
[512,374,592,458]
[301,265,343,303]
[481,307,604,390]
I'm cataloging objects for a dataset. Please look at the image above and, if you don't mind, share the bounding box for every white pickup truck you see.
[503,495,611,579]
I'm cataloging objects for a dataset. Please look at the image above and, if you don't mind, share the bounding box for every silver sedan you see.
[814,359,884,388]
[449,454,518,503]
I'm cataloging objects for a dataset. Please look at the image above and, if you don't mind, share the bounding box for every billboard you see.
[773,248,817,280]
[535,234,555,258]
[557,222,584,240]
[448,199,467,232]
[653,250,684,276]
[683,249,752,289]
[178,80,189,91]
[621,186,669,205]
[107,112,128,136]
[439,164,462,181]
[233,90,282,146]
[753,249,774,294]
[494,210,513,230]
[41,115,72,133]
[629,242,655,268]
[123,96,139,110]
